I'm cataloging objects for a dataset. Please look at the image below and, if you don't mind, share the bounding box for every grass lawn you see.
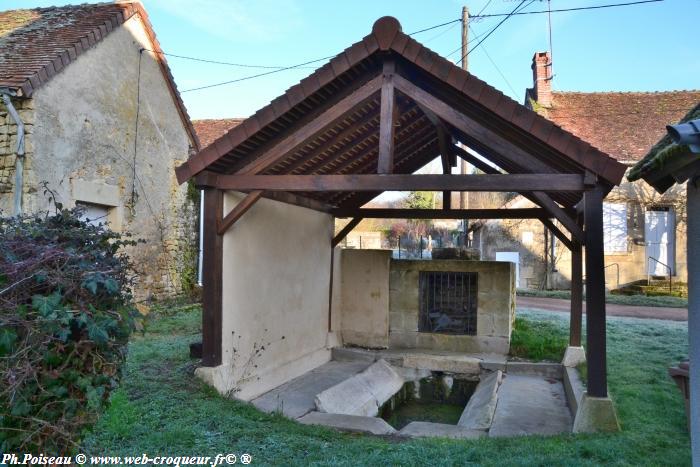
[517,288,688,308]
[81,304,691,466]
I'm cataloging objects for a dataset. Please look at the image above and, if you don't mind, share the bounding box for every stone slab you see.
[403,354,481,375]
[458,370,502,430]
[563,366,585,416]
[251,361,369,419]
[399,422,486,439]
[298,411,396,435]
[479,354,507,372]
[572,393,621,433]
[489,375,572,437]
[562,346,587,367]
[506,361,563,379]
[315,359,403,417]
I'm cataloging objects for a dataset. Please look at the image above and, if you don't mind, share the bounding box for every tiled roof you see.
[0,1,200,150]
[192,118,244,149]
[535,91,700,163]
[176,16,627,196]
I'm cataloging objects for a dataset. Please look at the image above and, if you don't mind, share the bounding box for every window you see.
[603,203,627,253]
[76,201,111,227]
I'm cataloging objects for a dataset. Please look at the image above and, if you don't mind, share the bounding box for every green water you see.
[383,401,465,429]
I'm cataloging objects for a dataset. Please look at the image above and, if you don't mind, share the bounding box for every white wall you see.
[196,192,334,401]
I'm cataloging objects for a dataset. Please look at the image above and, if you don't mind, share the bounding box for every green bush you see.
[0,205,136,454]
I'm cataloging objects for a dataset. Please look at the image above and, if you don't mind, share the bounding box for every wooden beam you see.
[217,191,263,235]
[261,191,334,212]
[453,143,585,242]
[393,74,554,174]
[201,188,223,367]
[540,218,574,251]
[532,191,585,243]
[204,174,585,193]
[584,184,608,398]
[332,217,362,247]
[236,75,383,175]
[333,207,552,219]
[570,240,583,347]
[377,60,396,174]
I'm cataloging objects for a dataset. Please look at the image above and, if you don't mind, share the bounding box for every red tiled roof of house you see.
[0,1,200,150]
[192,118,245,149]
[536,91,700,163]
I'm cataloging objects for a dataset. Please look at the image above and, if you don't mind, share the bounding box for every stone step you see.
[398,421,486,439]
[298,411,397,435]
[458,370,502,430]
[314,359,404,417]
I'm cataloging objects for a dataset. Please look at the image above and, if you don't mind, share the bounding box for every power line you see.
[457,0,532,65]
[470,0,663,18]
[144,48,317,69]
[469,25,519,97]
[180,17,462,93]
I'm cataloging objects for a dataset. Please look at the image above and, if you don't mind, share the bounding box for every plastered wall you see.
[196,193,335,401]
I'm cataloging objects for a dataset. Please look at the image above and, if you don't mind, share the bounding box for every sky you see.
[5,0,700,121]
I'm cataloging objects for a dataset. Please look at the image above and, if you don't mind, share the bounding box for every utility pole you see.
[460,6,470,244]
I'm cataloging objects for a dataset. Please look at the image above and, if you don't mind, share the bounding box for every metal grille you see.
[419,271,477,335]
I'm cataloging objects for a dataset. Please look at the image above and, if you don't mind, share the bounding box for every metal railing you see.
[647,256,673,293]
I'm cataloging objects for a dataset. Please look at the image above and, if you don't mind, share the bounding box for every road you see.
[517,296,688,322]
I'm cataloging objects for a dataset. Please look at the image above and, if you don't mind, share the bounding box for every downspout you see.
[1,90,25,215]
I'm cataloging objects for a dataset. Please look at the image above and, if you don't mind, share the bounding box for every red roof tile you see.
[537,91,700,163]
[0,1,200,150]
[192,118,244,150]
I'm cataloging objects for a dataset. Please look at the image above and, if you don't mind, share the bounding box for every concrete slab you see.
[399,422,486,439]
[315,359,404,417]
[563,366,585,416]
[331,347,507,371]
[403,354,481,375]
[458,370,502,430]
[298,411,397,435]
[505,361,563,379]
[489,375,572,437]
[251,361,369,419]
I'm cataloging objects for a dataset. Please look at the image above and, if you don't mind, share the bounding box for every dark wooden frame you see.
[191,48,613,400]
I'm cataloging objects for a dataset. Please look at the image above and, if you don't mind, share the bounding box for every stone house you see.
[474,52,700,290]
[0,2,200,299]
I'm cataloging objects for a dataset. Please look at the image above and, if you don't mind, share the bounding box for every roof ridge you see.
[553,89,700,95]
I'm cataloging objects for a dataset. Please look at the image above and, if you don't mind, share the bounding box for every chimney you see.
[531,51,552,108]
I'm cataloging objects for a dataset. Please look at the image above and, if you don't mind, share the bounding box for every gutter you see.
[1,89,25,215]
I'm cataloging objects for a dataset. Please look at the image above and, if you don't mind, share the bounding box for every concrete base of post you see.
[562,346,587,367]
[572,393,621,433]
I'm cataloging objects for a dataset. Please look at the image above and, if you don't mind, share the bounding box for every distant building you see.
[0,2,200,299]
[474,52,699,289]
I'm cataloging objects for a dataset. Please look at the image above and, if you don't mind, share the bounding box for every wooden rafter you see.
[377,60,397,174]
[217,191,263,235]
[333,207,552,219]
[235,75,383,175]
[196,173,585,193]
[332,217,363,247]
[540,218,574,251]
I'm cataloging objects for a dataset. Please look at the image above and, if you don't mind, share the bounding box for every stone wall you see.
[0,97,33,214]
[0,15,198,300]
[389,259,515,354]
[477,177,688,290]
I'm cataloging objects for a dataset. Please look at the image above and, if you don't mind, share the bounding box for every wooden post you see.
[201,188,223,367]
[377,60,396,174]
[584,185,607,397]
[570,240,583,347]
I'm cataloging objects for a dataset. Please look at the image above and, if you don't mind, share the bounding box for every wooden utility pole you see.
[460,6,470,240]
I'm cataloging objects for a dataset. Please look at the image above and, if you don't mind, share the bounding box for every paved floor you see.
[251,361,370,419]
[517,296,687,321]
[489,374,572,437]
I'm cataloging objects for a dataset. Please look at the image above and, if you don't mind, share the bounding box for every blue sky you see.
[6,0,700,120]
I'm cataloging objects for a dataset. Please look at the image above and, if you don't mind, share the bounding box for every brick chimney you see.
[531,51,552,108]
